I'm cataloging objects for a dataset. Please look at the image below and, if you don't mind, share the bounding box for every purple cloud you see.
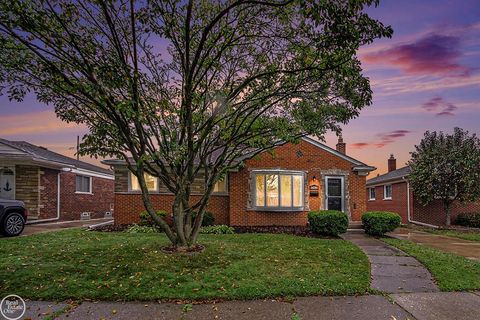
[351,130,412,149]
[422,96,457,116]
[363,34,470,77]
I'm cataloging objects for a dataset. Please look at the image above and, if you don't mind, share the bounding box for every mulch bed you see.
[89,224,130,232]
[233,225,337,238]
[90,223,338,239]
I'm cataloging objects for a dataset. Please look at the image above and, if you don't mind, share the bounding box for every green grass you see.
[0,229,370,301]
[383,238,480,291]
[423,229,480,242]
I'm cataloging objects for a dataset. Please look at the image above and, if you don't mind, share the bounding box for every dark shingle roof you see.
[366,165,411,186]
[0,138,112,175]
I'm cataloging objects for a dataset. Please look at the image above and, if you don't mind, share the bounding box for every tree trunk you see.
[172,194,188,247]
[444,203,451,226]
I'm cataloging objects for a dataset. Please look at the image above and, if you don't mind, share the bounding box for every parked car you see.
[0,199,28,237]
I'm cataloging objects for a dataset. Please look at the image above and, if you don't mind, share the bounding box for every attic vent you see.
[296,150,304,158]
[80,212,91,220]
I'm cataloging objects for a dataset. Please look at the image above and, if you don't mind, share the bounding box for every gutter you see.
[404,177,438,229]
[27,172,61,224]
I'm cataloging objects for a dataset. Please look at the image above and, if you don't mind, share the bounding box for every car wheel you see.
[2,212,25,237]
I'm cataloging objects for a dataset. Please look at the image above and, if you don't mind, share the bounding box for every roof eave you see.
[366,175,409,187]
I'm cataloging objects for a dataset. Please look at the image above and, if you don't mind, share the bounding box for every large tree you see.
[409,128,480,226]
[0,0,392,248]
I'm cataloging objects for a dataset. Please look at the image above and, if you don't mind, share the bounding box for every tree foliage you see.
[409,128,480,225]
[0,0,392,247]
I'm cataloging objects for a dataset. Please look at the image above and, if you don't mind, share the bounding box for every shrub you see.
[126,224,160,234]
[192,211,215,226]
[139,210,168,227]
[362,211,401,236]
[455,213,480,228]
[200,225,235,234]
[308,210,348,236]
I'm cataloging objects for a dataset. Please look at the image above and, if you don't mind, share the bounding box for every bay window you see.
[253,171,304,210]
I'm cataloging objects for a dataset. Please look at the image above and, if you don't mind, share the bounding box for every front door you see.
[325,176,344,212]
[0,167,15,200]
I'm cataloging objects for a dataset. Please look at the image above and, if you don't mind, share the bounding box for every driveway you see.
[389,227,480,262]
[20,218,113,236]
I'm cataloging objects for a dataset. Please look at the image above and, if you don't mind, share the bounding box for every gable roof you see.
[301,136,375,171]
[102,136,375,173]
[0,138,112,176]
[366,165,411,186]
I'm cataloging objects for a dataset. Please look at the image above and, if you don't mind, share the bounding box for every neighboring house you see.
[366,155,480,226]
[0,138,114,222]
[103,137,375,226]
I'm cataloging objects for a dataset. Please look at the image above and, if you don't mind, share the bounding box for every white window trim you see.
[383,184,392,200]
[251,170,305,211]
[75,175,93,194]
[368,187,376,201]
[325,175,345,212]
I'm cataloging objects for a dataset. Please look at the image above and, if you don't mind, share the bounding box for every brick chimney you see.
[388,154,397,172]
[336,135,346,154]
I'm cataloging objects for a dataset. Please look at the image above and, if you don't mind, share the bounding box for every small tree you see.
[409,128,480,225]
[0,0,392,248]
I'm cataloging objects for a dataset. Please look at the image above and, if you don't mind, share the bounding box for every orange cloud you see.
[0,111,85,136]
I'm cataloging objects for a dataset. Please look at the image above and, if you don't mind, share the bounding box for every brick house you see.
[104,137,375,226]
[366,155,480,226]
[0,138,114,222]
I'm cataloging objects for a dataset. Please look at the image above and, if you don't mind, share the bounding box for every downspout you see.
[404,177,438,229]
[27,172,61,224]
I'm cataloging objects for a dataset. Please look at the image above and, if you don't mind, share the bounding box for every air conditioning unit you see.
[80,212,91,220]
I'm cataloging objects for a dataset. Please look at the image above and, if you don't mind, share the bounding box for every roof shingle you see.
[0,138,112,175]
[366,166,411,186]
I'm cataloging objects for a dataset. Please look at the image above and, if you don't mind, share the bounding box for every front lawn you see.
[0,229,369,301]
[383,238,480,291]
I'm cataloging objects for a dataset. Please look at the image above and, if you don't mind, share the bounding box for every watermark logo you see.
[1,295,25,320]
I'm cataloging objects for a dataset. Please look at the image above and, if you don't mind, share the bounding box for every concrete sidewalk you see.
[389,228,480,262]
[21,292,480,320]
[342,231,438,293]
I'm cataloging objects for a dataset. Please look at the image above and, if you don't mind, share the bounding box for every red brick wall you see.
[413,198,480,226]
[229,140,367,226]
[366,181,412,223]
[38,168,59,219]
[59,172,114,220]
[114,194,229,225]
[113,140,369,226]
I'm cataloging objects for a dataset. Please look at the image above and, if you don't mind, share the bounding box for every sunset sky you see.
[0,0,479,176]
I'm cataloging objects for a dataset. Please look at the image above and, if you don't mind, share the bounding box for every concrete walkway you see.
[21,293,480,320]
[389,228,480,262]
[342,231,439,293]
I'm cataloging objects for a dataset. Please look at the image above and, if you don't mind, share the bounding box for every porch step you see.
[348,221,364,230]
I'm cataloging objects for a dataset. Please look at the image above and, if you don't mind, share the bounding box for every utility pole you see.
[76,135,80,160]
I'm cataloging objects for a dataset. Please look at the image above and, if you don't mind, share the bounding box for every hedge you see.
[192,211,215,226]
[200,225,235,234]
[455,213,480,228]
[139,210,168,227]
[362,211,401,236]
[308,210,348,236]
